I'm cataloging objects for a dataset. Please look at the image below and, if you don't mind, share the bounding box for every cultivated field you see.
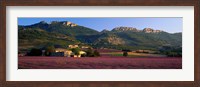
[18,56,182,69]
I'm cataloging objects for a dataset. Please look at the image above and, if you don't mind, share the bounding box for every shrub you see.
[45,45,55,56]
[28,48,42,56]
[159,46,182,57]
[86,49,94,57]
[71,48,80,55]
[93,50,100,57]
[123,51,128,57]
[85,49,100,57]
[81,54,86,57]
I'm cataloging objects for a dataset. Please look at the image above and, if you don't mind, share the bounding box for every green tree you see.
[86,48,94,57]
[93,50,100,57]
[123,51,128,57]
[45,45,55,56]
[28,48,42,56]
[159,46,182,57]
[71,48,80,55]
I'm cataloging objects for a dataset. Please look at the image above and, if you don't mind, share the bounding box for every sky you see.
[18,18,182,33]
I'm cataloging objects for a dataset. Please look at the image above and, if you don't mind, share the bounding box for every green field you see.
[102,52,167,58]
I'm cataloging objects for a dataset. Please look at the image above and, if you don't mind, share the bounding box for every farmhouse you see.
[52,47,87,57]
[79,51,86,54]
[68,45,78,48]
[51,52,65,57]
[70,50,86,58]
[81,46,89,49]
[54,48,72,57]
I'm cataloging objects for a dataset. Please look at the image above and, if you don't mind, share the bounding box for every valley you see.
[18,20,182,69]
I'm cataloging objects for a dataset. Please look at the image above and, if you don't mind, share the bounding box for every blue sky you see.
[18,17,182,33]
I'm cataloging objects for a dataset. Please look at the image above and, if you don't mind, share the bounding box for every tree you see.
[71,48,80,55]
[28,48,42,56]
[86,48,94,57]
[81,54,86,57]
[93,50,100,57]
[123,51,128,57]
[45,45,55,56]
[159,46,182,57]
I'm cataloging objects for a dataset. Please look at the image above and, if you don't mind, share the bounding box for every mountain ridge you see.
[19,21,181,34]
[18,21,182,52]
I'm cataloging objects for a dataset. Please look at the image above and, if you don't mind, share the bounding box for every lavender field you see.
[18,56,182,69]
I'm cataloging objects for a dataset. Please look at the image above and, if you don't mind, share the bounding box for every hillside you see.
[20,21,99,36]
[77,27,182,50]
[18,21,182,52]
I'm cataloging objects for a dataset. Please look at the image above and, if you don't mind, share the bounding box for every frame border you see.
[0,0,199,87]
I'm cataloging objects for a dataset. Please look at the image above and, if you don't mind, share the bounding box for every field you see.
[102,52,167,58]
[18,56,182,69]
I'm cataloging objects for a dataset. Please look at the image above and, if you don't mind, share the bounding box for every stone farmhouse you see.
[52,45,87,57]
